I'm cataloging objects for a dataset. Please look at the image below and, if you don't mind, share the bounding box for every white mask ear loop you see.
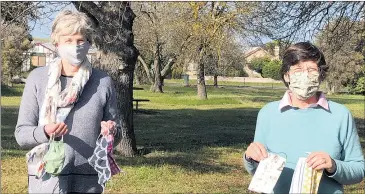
[284,73,290,86]
[54,44,60,58]
[267,148,288,161]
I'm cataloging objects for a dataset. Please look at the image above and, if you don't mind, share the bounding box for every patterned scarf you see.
[39,58,92,125]
[26,58,92,193]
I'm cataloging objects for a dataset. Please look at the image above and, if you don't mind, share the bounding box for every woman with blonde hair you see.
[15,10,121,193]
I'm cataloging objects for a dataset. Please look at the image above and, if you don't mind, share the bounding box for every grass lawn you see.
[1,82,364,193]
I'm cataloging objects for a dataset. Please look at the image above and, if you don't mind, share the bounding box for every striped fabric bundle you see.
[289,157,323,194]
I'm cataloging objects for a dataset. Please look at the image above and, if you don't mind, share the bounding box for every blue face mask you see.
[57,42,90,66]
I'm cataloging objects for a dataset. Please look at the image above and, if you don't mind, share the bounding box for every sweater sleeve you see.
[243,106,268,175]
[327,111,365,184]
[15,69,49,149]
[102,77,122,147]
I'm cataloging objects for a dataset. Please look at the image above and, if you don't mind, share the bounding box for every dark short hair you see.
[280,42,329,87]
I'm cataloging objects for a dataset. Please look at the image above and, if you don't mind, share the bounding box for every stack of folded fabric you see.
[289,157,323,194]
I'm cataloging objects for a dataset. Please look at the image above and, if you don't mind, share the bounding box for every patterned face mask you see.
[289,157,323,194]
[289,71,320,100]
[88,131,121,191]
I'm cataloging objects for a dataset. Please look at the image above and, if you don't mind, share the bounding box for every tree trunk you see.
[197,47,207,100]
[115,69,137,156]
[326,81,337,95]
[160,58,175,88]
[74,1,139,157]
[7,72,13,87]
[213,75,218,88]
[134,61,141,85]
[138,56,153,84]
[134,70,141,85]
[331,85,336,94]
[150,43,163,93]
[161,58,175,77]
[325,81,331,95]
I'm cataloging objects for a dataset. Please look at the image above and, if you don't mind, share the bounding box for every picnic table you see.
[132,87,150,111]
[132,87,144,90]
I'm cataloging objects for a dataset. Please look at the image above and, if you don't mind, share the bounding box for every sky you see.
[29,3,75,39]
[29,3,271,47]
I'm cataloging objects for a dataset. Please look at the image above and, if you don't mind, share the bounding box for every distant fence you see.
[189,75,282,83]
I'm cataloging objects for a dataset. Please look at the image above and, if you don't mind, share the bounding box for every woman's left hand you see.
[101,120,116,136]
[306,152,336,173]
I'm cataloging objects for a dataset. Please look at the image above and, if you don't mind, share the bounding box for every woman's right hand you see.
[245,142,268,162]
[44,122,68,137]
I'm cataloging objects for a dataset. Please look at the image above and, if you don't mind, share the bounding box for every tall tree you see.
[1,2,37,86]
[189,2,251,99]
[205,34,246,80]
[241,2,365,48]
[73,1,139,157]
[132,2,192,93]
[316,20,365,94]
[1,24,33,86]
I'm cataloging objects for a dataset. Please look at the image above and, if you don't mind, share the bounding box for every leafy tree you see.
[1,26,33,86]
[189,2,252,99]
[316,20,365,94]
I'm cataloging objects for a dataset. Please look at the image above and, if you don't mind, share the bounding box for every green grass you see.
[2,83,364,193]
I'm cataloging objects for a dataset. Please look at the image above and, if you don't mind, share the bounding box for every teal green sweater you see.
[244,101,365,193]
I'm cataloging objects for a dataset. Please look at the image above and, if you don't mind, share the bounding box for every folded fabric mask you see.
[289,157,323,194]
[248,153,286,193]
[43,135,65,176]
[26,143,49,179]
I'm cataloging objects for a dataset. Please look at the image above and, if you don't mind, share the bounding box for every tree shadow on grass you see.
[133,108,259,152]
[327,97,365,105]
[3,104,364,175]
[1,107,19,135]
[1,106,21,150]
[116,148,240,174]
[1,84,25,97]
[126,107,365,174]
[355,118,365,148]
[2,149,27,159]
[115,108,261,174]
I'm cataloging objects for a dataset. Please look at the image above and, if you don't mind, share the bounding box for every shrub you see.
[262,59,281,80]
[171,66,184,79]
[348,76,365,95]
[248,57,271,73]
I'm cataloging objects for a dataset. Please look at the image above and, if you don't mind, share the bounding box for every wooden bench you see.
[133,99,150,111]
[133,87,144,91]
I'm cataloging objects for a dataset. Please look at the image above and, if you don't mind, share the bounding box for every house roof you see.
[34,42,56,52]
[243,47,268,58]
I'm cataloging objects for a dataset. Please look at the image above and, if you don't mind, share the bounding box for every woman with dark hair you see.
[243,42,364,193]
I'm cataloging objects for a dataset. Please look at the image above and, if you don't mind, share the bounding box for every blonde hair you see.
[51,10,94,45]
